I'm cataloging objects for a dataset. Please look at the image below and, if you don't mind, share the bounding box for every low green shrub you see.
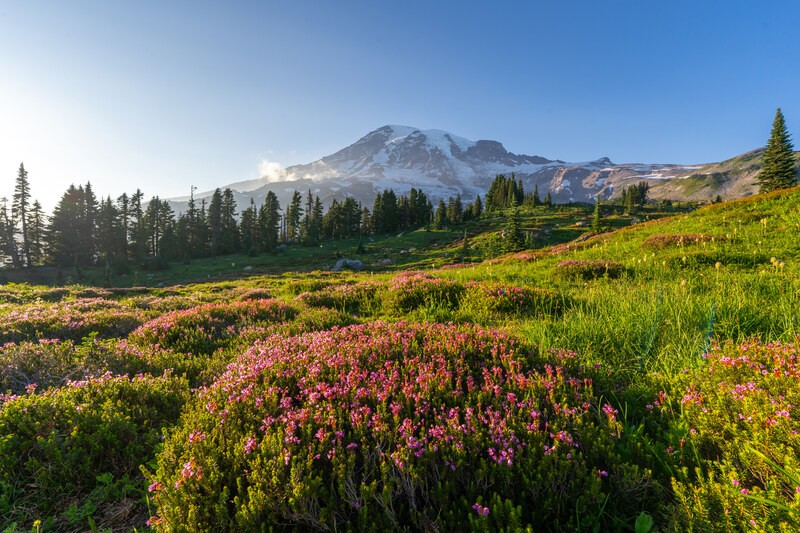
[128,299,297,354]
[0,372,189,529]
[660,338,800,530]
[0,298,149,344]
[294,280,383,314]
[0,339,95,394]
[236,288,273,301]
[461,281,564,318]
[384,271,465,312]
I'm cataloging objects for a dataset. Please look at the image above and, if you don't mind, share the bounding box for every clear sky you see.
[1,0,798,208]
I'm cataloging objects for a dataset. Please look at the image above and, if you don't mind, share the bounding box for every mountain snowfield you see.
[168,125,760,213]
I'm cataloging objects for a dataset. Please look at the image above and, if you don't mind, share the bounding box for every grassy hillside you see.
[1,189,799,531]
[650,148,800,202]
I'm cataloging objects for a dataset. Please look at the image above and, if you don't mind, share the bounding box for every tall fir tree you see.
[29,200,45,266]
[220,188,240,253]
[504,208,523,253]
[592,200,602,233]
[130,189,147,259]
[12,163,32,267]
[758,108,797,193]
[471,195,483,219]
[286,191,303,243]
[0,197,21,268]
[46,185,92,267]
[207,189,224,254]
[259,191,281,251]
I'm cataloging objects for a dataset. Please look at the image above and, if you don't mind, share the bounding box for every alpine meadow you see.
[2,2,800,532]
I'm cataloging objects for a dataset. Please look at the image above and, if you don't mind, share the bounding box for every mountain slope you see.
[167,126,797,214]
[649,149,800,202]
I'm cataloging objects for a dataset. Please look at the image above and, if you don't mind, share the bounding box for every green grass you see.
[1,189,800,530]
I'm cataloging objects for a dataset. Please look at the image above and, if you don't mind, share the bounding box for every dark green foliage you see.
[592,201,602,233]
[758,108,797,192]
[46,183,99,267]
[259,190,281,251]
[0,373,189,528]
[486,173,524,210]
[12,163,32,268]
[286,190,303,243]
[504,208,524,252]
[384,271,465,312]
[620,182,650,213]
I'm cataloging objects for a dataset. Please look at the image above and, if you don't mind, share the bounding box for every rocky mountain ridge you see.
[167,125,792,214]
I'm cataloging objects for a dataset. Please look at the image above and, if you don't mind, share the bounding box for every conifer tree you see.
[259,191,281,251]
[758,108,797,193]
[504,208,523,252]
[29,200,45,265]
[208,189,224,254]
[592,200,602,233]
[286,191,303,243]
[434,199,447,230]
[46,185,85,266]
[12,163,32,267]
[240,198,259,254]
[220,188,240,253]
[130,189,147,259]
[0,197,21,268]
[471,195,483,219]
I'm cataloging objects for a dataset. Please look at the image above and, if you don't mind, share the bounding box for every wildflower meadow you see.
[1,187,799,531]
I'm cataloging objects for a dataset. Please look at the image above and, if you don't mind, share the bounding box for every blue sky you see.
[1,0,798,208]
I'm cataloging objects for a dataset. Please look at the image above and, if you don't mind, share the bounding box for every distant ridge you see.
[167,126,798,214]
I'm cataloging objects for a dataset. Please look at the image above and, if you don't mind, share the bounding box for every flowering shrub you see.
[641,234,725,250]
[128,299,296,354]
[0,372,189,529]
[148,322,650,531]
[0,339,97,394]
[462,281,564,318]
[439,262,481,270]
[662,338,800,530]
[384,271,465,312]
[555,259,626,280]
[294,280,383,313]
[0,298,149,344]
[236,288,273,301]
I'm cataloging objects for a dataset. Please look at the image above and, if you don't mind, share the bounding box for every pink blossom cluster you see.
[666,338,800,453]
[129,298,295,350]
[190,321,611,474]
[439,262,481,270]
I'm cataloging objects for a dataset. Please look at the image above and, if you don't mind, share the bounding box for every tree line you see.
[0,168,464,269]
[4,105,794,272]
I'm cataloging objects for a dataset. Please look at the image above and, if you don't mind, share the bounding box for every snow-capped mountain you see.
[168,125,706,213]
